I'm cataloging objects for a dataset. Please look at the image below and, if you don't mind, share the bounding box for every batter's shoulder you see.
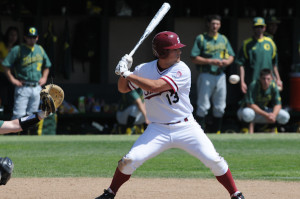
[174,61,191,73]
[134,60,156,74]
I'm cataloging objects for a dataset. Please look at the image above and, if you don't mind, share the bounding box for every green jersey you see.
[244,79,281,109]
[235,36,278,84]
[2,44,51,82]
[0,120,3,128]
[190,32,235,74]
[118,88,144,111]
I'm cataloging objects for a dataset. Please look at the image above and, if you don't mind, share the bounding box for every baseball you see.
[229,74,240,84]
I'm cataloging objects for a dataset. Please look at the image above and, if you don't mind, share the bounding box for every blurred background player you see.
[116,88,149,135]
[95,31,245,199]
[264,16,281,40]
[0,26,20,115]
[235,17,282,94]
[2,27,52,120]
[237,69,290,133]
[190,14,235,134]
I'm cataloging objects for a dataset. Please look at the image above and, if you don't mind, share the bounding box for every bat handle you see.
[128,50,135,57]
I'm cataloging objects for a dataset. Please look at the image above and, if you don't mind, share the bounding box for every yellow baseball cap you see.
[253,17,266,26]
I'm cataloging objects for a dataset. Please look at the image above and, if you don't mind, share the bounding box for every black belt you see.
[163,117,189,125]
[22,82,39,87]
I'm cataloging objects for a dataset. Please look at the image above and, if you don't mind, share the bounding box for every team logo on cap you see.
[29,27,36,35]
[257,18,263,24]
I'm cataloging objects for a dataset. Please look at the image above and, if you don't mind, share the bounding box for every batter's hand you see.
[122,54,133,69]
[115,60,128,75]
[115,54,133,75]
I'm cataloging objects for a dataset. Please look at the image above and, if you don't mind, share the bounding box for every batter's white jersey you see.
[128,60,193,123]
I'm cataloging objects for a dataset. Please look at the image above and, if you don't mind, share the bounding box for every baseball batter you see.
[95,31,245,199]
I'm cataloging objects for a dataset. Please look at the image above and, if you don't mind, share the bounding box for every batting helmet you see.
[152,31,186,58]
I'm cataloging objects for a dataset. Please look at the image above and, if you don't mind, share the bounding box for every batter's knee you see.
[117,156,137,175]
[206,157,228,176]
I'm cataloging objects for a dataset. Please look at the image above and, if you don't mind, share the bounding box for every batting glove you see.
[115,54,133,75]
[121,71,133,78]
[121,54,133,70]
[115,61,125,75]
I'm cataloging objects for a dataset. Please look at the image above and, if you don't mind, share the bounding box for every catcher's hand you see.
[40,84,64,116]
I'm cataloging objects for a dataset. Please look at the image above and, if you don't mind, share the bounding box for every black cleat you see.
[95,189,115,199]
[231,192,245,199]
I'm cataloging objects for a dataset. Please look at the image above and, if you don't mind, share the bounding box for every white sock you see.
[231,191,241,197]
[107,188,115,195]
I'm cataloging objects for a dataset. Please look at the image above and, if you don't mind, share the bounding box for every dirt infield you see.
[1,178,300,199]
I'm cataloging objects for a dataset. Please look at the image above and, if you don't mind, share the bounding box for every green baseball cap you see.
[27,27,38,37]
[253,17,266,26]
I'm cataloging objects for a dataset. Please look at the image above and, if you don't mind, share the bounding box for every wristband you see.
[19,113,40,131]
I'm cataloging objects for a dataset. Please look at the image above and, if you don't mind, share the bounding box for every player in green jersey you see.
[235,17,282,94]
[237,69,289,133]
[2,27,51,120]
[190,14,235,134]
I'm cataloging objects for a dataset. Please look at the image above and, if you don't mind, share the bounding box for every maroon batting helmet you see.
[152,31,186,58]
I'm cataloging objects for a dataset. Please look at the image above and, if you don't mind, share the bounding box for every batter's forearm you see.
[126,74,170,93]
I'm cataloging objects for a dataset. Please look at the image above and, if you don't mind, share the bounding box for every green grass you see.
[0,134,299,181]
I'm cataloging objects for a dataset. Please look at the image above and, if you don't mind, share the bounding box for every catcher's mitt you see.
[40,84,64,115]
